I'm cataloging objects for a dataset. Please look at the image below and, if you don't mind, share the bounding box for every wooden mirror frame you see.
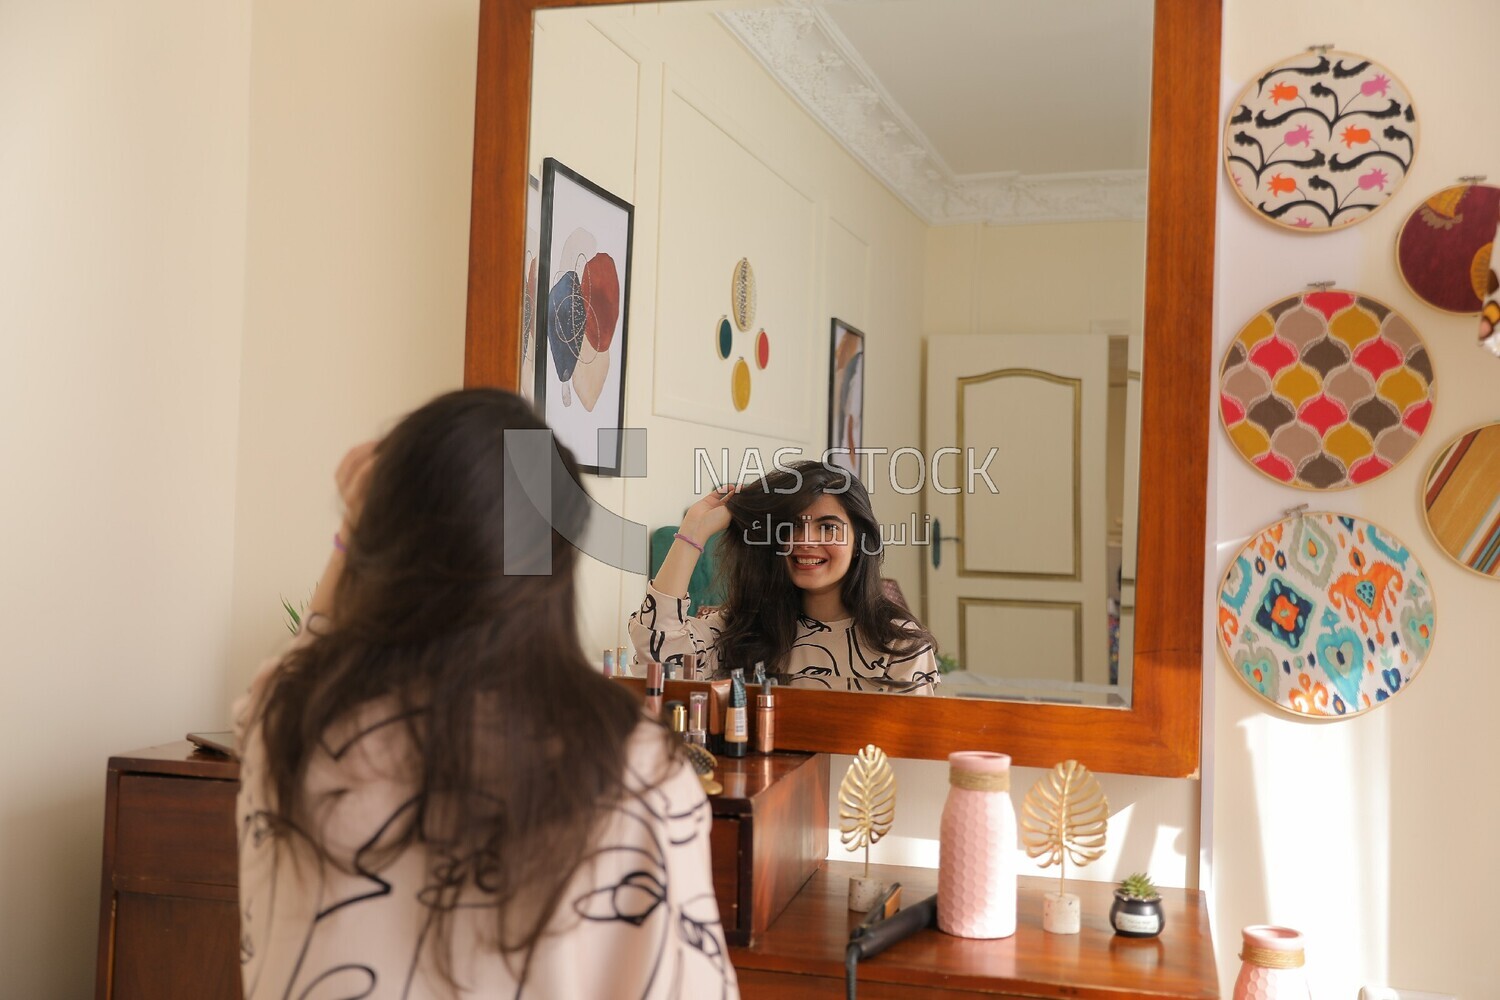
[464,0,1219,778]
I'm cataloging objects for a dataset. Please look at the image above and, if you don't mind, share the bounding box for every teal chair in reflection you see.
[648,525,725,617]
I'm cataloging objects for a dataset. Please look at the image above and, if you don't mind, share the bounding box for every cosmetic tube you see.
[602,649,616,678]
[645,661,665,719]
[723,668,749,758]
[708,678,731,754]
[688,692,707,733]
[617,646,630,678]
[754,678,776,754]
[685,652,700,682]
[666,701,687,737]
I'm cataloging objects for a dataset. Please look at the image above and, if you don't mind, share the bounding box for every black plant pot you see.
[1109,889,1164,938]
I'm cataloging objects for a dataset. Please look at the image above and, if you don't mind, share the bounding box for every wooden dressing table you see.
[95,741,1217,998]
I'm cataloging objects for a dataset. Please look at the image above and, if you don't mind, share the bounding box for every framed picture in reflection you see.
[827,318,866,479]
[535,157,634,476]
[521,173,540,405]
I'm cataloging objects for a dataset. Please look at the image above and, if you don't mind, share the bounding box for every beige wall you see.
[1210,0,1498,994]
[0,1,477,992]
[225,0,477,697]
[0,2,252,995]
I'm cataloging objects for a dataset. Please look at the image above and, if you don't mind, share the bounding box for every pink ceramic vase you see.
[1231,925,1310,1000]
[937,751,1016,938]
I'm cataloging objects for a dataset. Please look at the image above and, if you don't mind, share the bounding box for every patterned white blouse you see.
[234,644,737,1000]
[628,583,939,695]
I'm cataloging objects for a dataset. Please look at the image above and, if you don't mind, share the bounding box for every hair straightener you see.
[844,884,939,1000]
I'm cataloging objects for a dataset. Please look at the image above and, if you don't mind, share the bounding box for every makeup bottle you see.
[685,652,700,682]
[645,661,665,719]
[617,646,630,678]
[751,660,766,685]
[754,677,776,754]
[689,692,707,734]
[665,700,687,738]
[723,668,749,758]
[602,649,616,678]
[708,677,730,753]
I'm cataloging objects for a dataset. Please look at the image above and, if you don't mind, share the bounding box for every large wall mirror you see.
[466,0,1219,777]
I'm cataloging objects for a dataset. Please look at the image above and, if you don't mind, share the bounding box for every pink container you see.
[937,751,1016,938]
[1232,925,1310,1000]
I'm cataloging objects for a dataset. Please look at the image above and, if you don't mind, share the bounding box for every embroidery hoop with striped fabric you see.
[1422,421,1500,580]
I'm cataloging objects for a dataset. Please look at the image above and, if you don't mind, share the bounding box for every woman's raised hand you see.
[681,483,738,541]
[335,440,379,531]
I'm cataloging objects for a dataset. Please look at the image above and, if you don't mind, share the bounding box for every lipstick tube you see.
[645,661,664,719]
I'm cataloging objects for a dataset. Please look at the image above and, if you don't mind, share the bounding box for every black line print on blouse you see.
[571,777,729,1000]
[243,712,727,1000]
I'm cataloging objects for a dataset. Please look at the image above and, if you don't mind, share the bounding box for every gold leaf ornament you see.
[838,744,895,877]
[1020,760,1109,882]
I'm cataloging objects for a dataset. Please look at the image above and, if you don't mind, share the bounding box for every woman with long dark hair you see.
[630,460,938,694]
[234,389,735,999]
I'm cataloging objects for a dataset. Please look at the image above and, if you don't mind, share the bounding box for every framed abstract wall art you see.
[827,319,865,478]
[1217,512,1435,719]
[521,173,541,405]
[535,158,633,475]
[1422,422,1500,579]
[1396,183,1500,314]
[1219,288,1435,490]
[1224,49,1418,232]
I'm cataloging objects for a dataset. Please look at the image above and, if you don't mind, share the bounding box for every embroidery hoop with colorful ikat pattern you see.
[1217,511,1436,720]
[1218,288,1435,490]
[1224,49,1419,232]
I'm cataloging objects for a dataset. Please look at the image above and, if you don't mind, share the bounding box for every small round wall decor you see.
[1423,422,1500,579]
[731,357,751,411]
[716,316,733,360]
[1217,512,1435,719]
[1219,289,1434,490]
[730,258,757,331]
[1396,183,1500,314]
[1224,50,1418,232]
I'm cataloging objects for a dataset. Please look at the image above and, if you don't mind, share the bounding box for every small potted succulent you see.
[1110,872,1164,938]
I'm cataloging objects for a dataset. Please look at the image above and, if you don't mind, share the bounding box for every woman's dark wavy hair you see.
[253,388,659,985]
[715,460,933,681]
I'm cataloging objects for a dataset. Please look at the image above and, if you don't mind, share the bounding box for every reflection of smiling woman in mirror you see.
[234,390,735,1000]
[631,460,939,694]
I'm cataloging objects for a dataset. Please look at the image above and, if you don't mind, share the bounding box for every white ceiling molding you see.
[717,3,1148,227]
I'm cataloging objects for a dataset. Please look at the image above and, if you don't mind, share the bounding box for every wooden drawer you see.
[115,774,238,887]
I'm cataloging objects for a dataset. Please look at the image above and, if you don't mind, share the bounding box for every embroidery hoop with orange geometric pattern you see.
[1212,515,1434,719]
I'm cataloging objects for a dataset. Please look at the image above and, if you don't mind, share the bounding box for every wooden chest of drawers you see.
[95,743,242,1000]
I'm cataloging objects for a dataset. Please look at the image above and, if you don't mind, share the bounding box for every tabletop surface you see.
[730,860,1218,998]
